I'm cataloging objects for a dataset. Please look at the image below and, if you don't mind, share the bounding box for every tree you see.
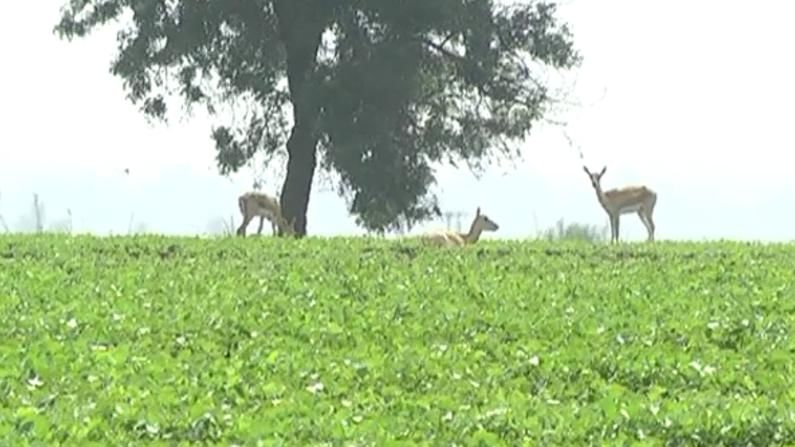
[14,193,46,233]
[55,0,580,236]
[32,193,45,233]
[48,209,74,234]
[541,218,608,243]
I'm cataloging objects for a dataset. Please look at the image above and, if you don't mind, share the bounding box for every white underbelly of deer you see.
[618,203,643,214]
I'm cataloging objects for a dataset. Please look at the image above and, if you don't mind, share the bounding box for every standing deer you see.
[421,207,499,247]
[582,166,657,243]
[236,191,295,237]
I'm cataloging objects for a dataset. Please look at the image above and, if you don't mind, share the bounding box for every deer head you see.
[583,166,607,191]
[471,207,499,233]
[277,214,297,237]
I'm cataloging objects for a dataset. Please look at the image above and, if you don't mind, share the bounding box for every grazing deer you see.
[582,166,657,243]
[271,212,297,237]
[422,207,499,247]
[236,191,295,237]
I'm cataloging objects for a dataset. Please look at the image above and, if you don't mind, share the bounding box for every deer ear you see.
[582,166,590,175]
[476,207,481,216]
[600,166,607,176]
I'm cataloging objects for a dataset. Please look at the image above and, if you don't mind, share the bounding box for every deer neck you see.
[593,185,612,212]
[463,220,483,244]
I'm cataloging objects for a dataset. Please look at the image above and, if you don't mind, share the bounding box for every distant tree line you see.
[1,191,608,242]
[540,218,608,243]
[0,193,73,234]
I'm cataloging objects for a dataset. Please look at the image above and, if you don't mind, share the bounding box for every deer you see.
[421,207,500,247]
[236,191,296,237]
[582,165,657,243]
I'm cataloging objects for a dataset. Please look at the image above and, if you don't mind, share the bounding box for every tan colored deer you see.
[236,191,296,237]
[421,207,499,247]
[582,166,657,243]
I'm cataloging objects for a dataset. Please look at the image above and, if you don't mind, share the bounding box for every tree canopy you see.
[55,0,580,236]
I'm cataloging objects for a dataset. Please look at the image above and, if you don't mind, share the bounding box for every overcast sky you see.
[1,1,793,241]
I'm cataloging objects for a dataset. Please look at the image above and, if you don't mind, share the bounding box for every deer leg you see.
[639,209,655,242]
[236,215,253,237]
[607,214,615,243]
[271,219,278,236]
[612,215,620,243]
[256,216,265,235]
[648,214,656,242]
[607,215,614,243]
[637,211,650,239]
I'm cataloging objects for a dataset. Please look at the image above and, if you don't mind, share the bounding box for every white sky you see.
[1,0,793,241]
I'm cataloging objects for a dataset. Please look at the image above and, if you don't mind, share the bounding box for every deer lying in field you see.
[582,165,657,243]
[236,191,296,237]
[421,207,499,247]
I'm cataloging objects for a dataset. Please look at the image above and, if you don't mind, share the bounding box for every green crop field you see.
[1,235,795,445]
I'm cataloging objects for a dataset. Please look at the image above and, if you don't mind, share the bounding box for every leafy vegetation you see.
[2,235,795,444]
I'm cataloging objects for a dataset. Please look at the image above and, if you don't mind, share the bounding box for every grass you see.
[1,234,795,445]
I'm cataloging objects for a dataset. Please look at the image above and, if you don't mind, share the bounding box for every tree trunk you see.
[273,0,328,237]
[280,125,318,236]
